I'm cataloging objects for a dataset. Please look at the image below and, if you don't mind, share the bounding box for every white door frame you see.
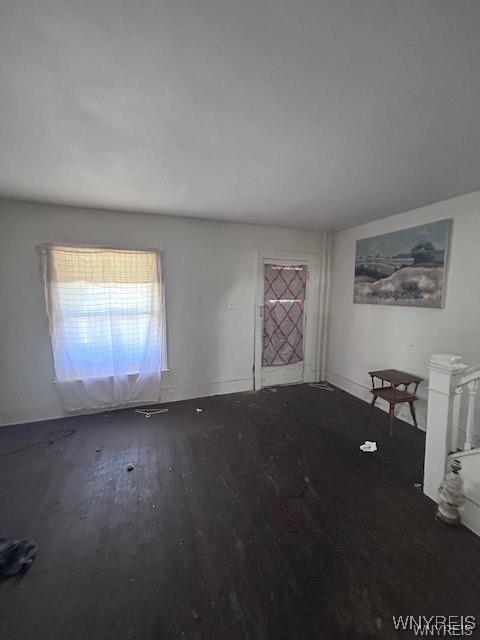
[254,250,321,390]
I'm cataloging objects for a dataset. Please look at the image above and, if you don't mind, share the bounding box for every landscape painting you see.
[354,219,451,307]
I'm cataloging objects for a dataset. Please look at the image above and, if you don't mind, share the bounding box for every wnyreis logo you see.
[392,616,476,636]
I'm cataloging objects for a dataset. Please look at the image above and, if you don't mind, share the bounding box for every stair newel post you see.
[423,354,467,502]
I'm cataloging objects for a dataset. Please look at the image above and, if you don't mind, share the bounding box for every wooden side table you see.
[368,369,423,435]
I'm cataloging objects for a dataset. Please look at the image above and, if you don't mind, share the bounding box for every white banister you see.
[423,354,467,501]
[464,380,479,451]
[425,356,480,537]
[451,386,464,452]
[456,363,480,386]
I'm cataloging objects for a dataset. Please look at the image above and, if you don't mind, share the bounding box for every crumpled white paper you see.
[360,440,377,453]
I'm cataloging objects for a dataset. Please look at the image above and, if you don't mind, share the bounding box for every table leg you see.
[389,403,395,436]
[409,401,418,428]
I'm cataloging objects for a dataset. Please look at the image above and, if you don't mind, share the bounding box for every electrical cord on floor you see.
[0,429,75,457]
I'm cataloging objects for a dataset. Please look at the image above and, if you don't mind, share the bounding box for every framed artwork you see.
[354,219,452,308]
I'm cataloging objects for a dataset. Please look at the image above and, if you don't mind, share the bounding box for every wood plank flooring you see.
[1,384,479,639]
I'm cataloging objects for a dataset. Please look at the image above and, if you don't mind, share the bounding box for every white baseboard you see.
[326,370,372,403]
[0,378,253,427]
[158,378,253,404]
[0,402,64,427]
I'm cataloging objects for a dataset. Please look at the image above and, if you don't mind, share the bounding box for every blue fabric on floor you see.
[0,538,38,577]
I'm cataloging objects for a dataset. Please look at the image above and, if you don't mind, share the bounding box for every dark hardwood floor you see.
[1,385,479,639]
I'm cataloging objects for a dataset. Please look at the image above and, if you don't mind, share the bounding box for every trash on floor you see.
[127,463,135,471]
[134,408,168,418]
[359,441,377,453]
[0,538,38,578]
[309,382,335,392]
[196,408,203,413]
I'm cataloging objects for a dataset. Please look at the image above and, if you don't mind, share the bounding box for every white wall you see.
[326,191,480,429]
[0,199,324,426]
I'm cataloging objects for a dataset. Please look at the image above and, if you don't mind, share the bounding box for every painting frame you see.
[353,219,452,308]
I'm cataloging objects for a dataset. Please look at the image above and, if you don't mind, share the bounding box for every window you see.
[41,244,166,411]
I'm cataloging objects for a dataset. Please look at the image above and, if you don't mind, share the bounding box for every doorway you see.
[254,252,319,390]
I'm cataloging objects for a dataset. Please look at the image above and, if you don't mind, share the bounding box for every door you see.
[255,258,309,388]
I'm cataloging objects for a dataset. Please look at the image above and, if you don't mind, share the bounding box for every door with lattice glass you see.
[260,262,308,387]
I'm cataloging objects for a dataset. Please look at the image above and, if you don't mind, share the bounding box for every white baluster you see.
[464,380,479,451]
[451,386,463,452]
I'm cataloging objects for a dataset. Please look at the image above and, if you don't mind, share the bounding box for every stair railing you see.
[423,354,480,502]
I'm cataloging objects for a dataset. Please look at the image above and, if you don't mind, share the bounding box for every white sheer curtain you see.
[40,244,166,412]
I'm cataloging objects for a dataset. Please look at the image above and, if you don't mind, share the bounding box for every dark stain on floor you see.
[0,384,479,639]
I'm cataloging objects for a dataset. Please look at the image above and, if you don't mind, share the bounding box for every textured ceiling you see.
[0,0,479,229]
